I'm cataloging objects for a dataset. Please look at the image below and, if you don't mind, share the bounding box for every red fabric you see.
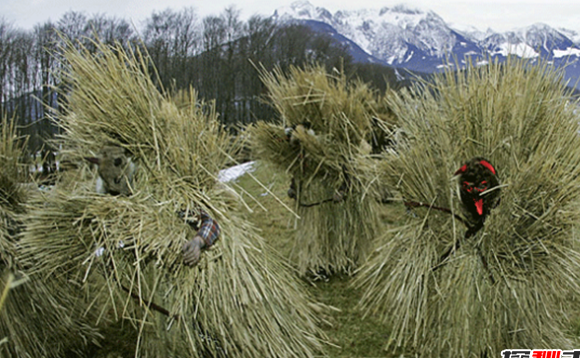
[479,160,496,175]
[454,164,468,175]
[474,199,484,216]
[197,210,221,248]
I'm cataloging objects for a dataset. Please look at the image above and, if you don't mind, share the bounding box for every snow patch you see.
[554,47,580,58]
[394,68,405,81]
[218,161,256,183]
[489,42,539,58]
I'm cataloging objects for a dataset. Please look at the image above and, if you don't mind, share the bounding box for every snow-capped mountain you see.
[273,2,466,65]
[273,1,580,88]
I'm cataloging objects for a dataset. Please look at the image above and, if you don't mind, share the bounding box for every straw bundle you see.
[0,117,99,358]
[0,117,28,263]
[19,40,326,357]
[251,65,388,276]
[354,57,580,356]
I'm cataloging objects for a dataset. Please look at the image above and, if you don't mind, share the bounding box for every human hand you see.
[182,236,205,267]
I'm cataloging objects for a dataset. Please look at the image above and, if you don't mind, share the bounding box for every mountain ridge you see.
[272,1,580,88]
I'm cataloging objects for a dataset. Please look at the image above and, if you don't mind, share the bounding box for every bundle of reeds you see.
[0,117,27,261]
[251,65,391,276]
[0,116,100,358]
[19,39,326,357]
[354,57,580,356]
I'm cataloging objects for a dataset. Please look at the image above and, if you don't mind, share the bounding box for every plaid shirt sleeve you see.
[196,209,220,248]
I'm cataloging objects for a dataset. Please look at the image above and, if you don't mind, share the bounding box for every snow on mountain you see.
[559,28,580,44]
[517,23,575,54]
[554,47,580,58]
[480,32,539,58]
[451,24,489,42]
[273,1,580,85]
[274,3,462,65]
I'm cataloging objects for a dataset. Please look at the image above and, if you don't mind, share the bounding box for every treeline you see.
[0,6,401,152]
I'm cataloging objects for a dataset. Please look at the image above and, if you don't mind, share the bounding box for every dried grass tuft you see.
[251,64,391,275]
[0,115,100,358]
[19,39,327,357]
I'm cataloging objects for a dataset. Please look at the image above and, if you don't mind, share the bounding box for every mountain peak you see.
[288,0,316,13]
[273,1,325,21]
[273,3,456,61]
[379,5,423,16]
[271,2,580,88]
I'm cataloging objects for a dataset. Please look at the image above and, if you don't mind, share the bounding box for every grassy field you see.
[234,161,408,358]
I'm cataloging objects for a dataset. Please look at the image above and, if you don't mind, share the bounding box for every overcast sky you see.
[4,0,580,34]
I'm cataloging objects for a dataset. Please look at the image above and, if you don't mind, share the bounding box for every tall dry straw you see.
[251,65,390,276]
[354,57,580,356]
[0,116,99,358]
[19,39,327,357]
[0,116,27,261]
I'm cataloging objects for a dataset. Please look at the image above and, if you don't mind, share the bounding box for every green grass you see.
[235,161,407,358]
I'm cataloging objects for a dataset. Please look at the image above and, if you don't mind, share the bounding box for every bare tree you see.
[57,11,89,44]
[0,19,18,109]
[240,16,277,123]
[219,7,243,125]
[222,6,242,44]
[31,22,60,151]
[85,14,135,46]
[143,7,201,89]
